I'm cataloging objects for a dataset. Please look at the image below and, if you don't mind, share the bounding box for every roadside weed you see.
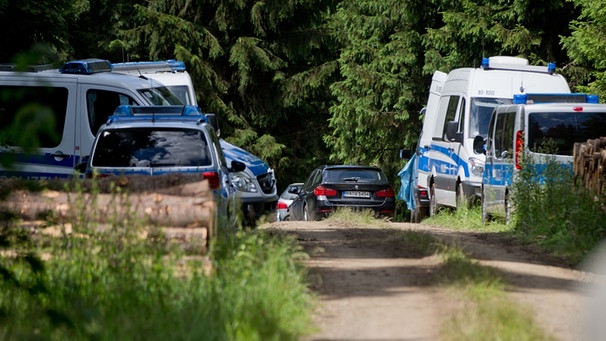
[0,180,314,341]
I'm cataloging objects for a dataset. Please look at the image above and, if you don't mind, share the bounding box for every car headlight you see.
[230,172,258,192]
[469,157,485,177]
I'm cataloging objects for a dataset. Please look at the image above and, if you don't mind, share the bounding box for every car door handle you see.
[50,151,70,160]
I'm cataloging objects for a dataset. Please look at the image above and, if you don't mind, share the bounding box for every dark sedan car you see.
[290,165,396,221]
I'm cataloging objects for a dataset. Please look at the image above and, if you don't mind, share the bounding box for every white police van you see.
[112,60,279,221]
[479,93,606,224]
[112,60,197,105]
[85,104,246,230]
[0,59,182,179]
[419,56,571,216]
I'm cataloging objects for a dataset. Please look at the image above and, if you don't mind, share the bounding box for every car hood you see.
[220,139,270,175]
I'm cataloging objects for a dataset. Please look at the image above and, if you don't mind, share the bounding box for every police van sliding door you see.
[0,81,77,179]
[78,87,139,163]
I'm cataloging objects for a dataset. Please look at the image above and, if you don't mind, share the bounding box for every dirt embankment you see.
[265,220,597,341]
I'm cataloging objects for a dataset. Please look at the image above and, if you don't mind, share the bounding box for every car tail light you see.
[418,187,428,198]
[515,130,524,170]
[276,201,288,209]
[314,185,337,197]
[202,171,220,189]
[376,187,395,198]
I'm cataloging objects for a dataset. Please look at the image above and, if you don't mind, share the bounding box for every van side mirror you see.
[473,135,486,155]
[399,149,412,159]
[446,121,463,143]
[229,160,246,172]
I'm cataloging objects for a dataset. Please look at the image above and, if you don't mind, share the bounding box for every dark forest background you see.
[1,0,603,191]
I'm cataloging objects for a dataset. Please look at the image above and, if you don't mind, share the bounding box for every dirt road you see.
[266,220,597,341]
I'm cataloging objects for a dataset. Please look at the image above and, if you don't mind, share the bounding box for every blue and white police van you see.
[0,58,183,179]
[112,60,278,221]
[479,93,606,224]
[402,56,571,221]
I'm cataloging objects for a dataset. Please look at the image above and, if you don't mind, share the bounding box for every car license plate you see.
[343,191,370,198]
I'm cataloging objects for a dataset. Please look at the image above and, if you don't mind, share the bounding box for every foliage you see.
[561,0,606,97]
[424,0,576,72]
[512,152,606,263]
[113,0,341,186]
[327,0,439,179]
[0,184,314,340]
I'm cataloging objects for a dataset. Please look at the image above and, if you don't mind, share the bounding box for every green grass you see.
[0,183,315,341]
[512,153,606,264]
[423,204,511,233]
[325,206,393,227]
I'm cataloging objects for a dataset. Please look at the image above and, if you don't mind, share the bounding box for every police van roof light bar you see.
[60,59,113,74]
[112,60,187,73]
[481,56,556,75]
[513,93,599,105]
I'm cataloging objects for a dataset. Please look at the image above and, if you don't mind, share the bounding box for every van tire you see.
[456,182,467,209]
[429,183,438,217]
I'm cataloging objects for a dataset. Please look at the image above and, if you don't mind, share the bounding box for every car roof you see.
[322,165,383,171]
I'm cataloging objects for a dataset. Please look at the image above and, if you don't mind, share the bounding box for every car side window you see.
[0,85,68,148]
[303,169,319,191]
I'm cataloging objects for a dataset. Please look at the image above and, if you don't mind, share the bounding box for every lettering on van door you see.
[477,90,496,96]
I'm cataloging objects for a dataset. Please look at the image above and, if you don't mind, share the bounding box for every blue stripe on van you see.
[0,151,77,179]
[428,144,471,177]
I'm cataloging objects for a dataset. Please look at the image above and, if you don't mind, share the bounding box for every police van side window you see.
[494,111,515,159]
[442,96,460,140]
[87,90,136,136]
[458,98,466,134]
[0,85,68,148]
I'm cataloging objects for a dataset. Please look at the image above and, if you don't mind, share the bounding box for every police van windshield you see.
[165,85,193,105]
[528,111,606,155]
[469,98,513,138]
[139,87,183,106]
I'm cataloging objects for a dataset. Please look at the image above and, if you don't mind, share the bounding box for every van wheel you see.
[456,182,468,209]
[481,186,491,224]
[429,183,438,217]
[411,206,428,223]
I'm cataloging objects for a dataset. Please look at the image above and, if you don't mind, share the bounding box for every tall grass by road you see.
[0,182,314,341]
[424,154,606,265]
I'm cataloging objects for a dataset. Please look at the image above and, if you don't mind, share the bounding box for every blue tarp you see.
[397,153,417,211]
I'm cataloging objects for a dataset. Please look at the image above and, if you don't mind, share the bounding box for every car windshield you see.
[528,111,606,155]
[469,97,512,138]
[92,128,212,167]
[324,168,386,182]
[138,86,183,105]
[281,185,302,200]
[165,85,193,105]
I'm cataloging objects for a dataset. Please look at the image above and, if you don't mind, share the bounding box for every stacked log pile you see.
[0,173,215,254]
[573,137,606,197]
